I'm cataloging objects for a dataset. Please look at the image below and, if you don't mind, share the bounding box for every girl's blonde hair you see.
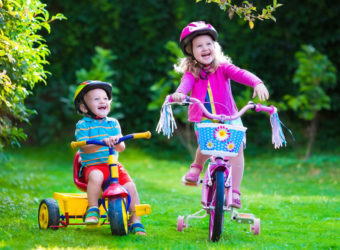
[174,41,232,78]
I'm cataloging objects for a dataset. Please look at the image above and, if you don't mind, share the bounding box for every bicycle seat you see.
[73,151,87,192]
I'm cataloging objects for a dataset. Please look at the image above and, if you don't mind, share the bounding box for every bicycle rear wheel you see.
[209,170,225,242]
[108,197,128,235]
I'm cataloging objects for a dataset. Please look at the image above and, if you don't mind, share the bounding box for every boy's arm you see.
[80,144,103,154]
[102,135,125,152]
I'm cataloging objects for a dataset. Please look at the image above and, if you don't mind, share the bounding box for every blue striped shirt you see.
[75,116,121,169]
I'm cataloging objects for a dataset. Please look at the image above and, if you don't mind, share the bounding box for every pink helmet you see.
[179,21,218,56]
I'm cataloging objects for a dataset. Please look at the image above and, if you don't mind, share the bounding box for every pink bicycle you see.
[157,95,286,241]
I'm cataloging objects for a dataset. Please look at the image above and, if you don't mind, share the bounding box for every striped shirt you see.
[75,116,121,169]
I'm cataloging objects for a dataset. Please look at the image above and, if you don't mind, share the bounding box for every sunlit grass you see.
[0,144,339,249]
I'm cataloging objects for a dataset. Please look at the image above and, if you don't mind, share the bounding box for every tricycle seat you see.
[73,151,87,192]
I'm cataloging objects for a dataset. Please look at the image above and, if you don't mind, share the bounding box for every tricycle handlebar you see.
[71,131,151,149]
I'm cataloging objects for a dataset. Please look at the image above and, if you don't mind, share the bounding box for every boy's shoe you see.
[230,190,241,209]
[85,206,100,224]
[183,164,203,183]
[129,222,146,235]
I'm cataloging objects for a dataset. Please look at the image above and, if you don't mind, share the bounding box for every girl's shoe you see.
[183,164,203,183]
[85,206,100,224]
[129,222,146,235]
[231,190,241,209]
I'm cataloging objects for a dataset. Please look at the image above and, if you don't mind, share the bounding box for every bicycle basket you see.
[197,123,247,157]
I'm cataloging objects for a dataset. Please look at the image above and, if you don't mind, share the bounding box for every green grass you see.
[0,143,339,249]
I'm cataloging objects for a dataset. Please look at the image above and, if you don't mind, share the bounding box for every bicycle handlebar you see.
[158,95,288,148]
[70,131,152,149]
[168,95,276,122]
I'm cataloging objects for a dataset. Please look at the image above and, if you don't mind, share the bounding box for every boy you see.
[73,80,146,235]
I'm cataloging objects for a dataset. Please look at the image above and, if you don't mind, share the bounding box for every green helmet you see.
[73,80,112,114]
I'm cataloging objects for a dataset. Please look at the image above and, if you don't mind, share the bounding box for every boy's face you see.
[81,88,111,118]
[192,35,215,65]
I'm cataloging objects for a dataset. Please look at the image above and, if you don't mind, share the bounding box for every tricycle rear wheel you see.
[38,198,60,229]
[108,197,128,235]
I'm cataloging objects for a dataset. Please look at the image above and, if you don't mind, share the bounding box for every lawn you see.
[0,142,339,249]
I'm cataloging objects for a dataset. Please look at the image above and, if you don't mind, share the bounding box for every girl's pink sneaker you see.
[231,190,241,209]
[184,164,203,183]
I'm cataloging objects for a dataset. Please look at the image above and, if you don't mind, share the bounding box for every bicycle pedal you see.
[182,177,201,187]
[233,213,255,224]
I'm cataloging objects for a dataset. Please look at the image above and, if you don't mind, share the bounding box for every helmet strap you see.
[82,100,103,120]
[199,60,215,80]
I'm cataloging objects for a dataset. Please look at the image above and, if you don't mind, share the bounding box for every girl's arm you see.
[252,83,269,101]
[172,72,195,102]
[223,63,269,101]
[223,63,261,87]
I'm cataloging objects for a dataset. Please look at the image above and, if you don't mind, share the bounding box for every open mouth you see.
[202,53,211,59]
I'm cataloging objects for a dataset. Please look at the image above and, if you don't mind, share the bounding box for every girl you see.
[171,21,269,209]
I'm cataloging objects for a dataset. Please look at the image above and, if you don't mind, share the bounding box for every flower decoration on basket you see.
[214,126,230,141]
[226,142,235,152]
[206,140,214,149]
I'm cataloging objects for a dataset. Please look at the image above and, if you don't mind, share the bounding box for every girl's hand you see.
[252,83,269,101]
[103,136,121,148]
[171,92,186,102]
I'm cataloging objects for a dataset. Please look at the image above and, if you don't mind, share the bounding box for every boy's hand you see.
[252,83,269,101]
[103,136,121,148]
[171,92,186,102]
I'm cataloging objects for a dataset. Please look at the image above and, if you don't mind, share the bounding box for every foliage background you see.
[23,0,340,153]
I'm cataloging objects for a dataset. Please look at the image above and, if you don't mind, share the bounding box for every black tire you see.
[209,170,225,242]
[38,198,60,230]
[108,197,128,235]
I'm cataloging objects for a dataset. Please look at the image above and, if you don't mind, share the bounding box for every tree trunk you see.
[305,112,319,160]
[176,122,196,158]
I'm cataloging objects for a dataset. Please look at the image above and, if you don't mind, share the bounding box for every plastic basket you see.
[197,123,247,157]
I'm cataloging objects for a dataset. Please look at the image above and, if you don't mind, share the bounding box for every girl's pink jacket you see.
[176,62,262,122]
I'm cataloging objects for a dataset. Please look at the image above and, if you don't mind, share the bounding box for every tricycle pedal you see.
[135,204,151,216]
[86,223,101,228]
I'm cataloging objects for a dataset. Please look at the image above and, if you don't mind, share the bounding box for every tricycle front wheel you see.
[108,197,128,235]
[38,198,60,229]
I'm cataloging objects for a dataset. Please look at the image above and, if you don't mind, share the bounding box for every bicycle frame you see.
[160,95,283,241]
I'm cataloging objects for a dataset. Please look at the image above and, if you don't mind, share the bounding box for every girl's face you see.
[81,88,111,118]
[192,35,215,65]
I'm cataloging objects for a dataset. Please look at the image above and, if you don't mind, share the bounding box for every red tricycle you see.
[38,131,152,235]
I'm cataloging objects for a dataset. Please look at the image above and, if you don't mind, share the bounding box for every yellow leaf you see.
[249,21,254,29]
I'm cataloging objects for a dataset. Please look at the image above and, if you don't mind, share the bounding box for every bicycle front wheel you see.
[209,170,225,242]
[108,197,128,235]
